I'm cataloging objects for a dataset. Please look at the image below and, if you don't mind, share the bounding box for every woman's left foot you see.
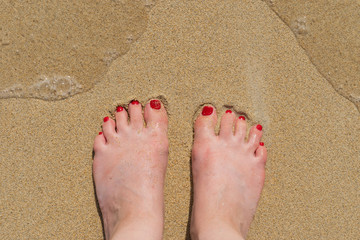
[93,99,169,240]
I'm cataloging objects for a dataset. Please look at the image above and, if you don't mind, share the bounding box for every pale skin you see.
[93,99,267,240]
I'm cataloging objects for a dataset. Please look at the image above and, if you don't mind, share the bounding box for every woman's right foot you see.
[191,106,267,240]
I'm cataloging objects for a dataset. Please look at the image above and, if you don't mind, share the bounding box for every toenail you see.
[150,99,161,110]
[99,132,103,135]
[256,124,262,131]
[131,100,140,105]
[225,110,232,114]
[103,116,109,122]
[202,106,213,116]
[259,142,264,146]
[116,106,124,112]
[239,116,245,120]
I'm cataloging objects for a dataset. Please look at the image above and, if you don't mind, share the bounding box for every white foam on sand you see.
[0,75,83,101]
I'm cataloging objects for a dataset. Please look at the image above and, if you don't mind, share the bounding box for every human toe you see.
[102,116,117,139]
[115,105,129,132]
[255,143,267,163]
[128,100,144,129]
[93,131,106,151]
[144,99,168,132]
[234,116,247,141]
[194,105,218,139]
[247,124,263,152]
[219,109,236,138]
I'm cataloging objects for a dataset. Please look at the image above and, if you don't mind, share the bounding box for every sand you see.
[0,0,359,239]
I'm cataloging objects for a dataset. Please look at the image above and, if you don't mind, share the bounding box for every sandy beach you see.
[1,0,359,239]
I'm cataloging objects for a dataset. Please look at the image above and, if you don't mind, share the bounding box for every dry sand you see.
[1,0,359,239]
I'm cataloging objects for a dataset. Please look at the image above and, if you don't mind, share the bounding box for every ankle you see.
[191,221,245,240]
[104,212,164,240]
[110,220,163,240]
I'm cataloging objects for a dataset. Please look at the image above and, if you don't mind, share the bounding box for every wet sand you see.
[0,0,359,239]
[264,0,360,112]
[1,0,150,100]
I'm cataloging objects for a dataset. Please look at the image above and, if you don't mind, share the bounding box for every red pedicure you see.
[202,106,213,116]
[259,142,264,146]
[99,132,103,135]
[150,99,161,110]
[116,106,124,112]
[225,110,232,114]
[103,116,109,122]
[256,124,263,131]
[131,100,139,105]
[239,116,245,120]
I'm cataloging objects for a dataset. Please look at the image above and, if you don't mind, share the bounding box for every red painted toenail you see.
[116,106,123,112]
[131,100,139,105]
[259,142,264,146]
[103,116,109,122]
[225,110,232,114]
[202,106,213,116]
[150,99,161,110]
[99,132,103,135]
[256,124,262,131]
[239,116,245,120]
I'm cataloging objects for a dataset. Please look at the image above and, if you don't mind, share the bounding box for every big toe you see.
[144,99,168,132]
[194,105,218,139]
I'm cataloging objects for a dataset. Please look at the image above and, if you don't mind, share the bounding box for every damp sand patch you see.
[263,0,360,111]
[0,0,154,100]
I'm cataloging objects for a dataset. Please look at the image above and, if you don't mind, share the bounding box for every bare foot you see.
[93,99,168,240]
[190,106,267,240]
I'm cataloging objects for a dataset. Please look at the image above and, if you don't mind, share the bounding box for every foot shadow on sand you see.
[92,150,106,240]
[185,155,194,240]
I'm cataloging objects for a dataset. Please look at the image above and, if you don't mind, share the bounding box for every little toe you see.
[93,132,106,151]
[235,116,247,141]
[194,105,218,139]
[247,124,263,152]
[128,100,144,129]
[255,143,267,163]
[219,109,236,138]
[102,116,117,139]
[115,106,129,132]
[144,99,168,132]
